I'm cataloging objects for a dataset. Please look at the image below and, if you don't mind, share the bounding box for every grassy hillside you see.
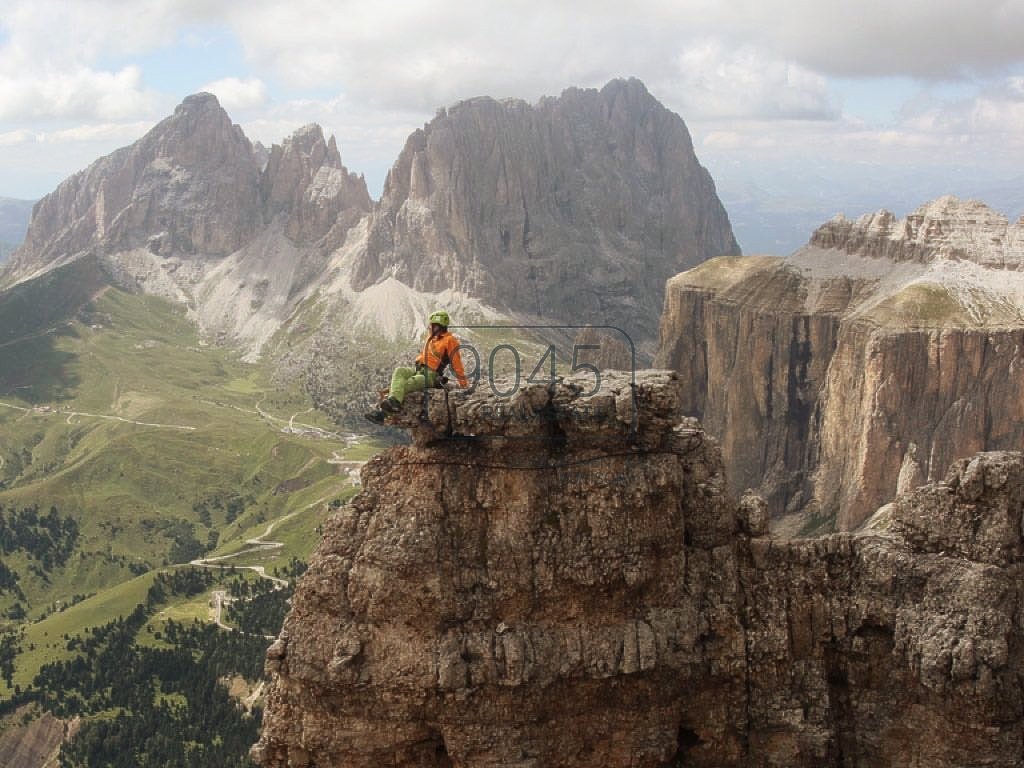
[0,265,376,698]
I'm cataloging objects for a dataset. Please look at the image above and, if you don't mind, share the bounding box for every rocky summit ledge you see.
[255,391,1024,767]
[384,368,681,449]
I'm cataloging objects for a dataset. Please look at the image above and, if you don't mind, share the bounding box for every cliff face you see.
[192,122,372,354]
[352,78,739,347]
[7,95,372,280]
[656,197,1024,530]
[254,373,1024,767]
[0,706,70,768]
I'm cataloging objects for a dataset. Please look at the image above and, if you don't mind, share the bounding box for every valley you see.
[0,269,370,717]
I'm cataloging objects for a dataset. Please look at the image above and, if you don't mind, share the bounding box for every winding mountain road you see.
[188,489,347,583]
[188,488,352,638]
[197,394,356,443]
[0,400,196,431]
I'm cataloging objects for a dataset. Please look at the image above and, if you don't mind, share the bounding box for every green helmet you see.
[428,310,450,328]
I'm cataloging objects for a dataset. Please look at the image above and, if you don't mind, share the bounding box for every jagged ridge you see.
[810,195,1024,268]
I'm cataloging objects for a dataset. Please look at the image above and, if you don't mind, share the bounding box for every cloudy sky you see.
[1,0,1022,252]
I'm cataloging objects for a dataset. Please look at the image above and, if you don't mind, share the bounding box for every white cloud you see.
[0,121,155,148]
[222,0,1024,109]
[225,1,666,110]
[2,0,1022,128]
[0,129,33,146]
[199,77,267,111]
[887,76,1024,147]
[669,0,1024,79]
[0,0,206,67]
[702,130,778,149]
[966,77,1024,140]
[675,41,836,120]
[5,0,1020,87]
[0,121,159,198]
[0,0,1021,209]
[43,122,155,143]
[971,98,1024,137]
[0,66,154,121]
[0,0,170,123]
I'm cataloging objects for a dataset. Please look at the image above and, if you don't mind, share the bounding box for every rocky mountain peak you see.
[3,78,735,364]
[810,195,1024,267]
[143,91,253,175]
[601,77,681,133]
[1,94,376,292]
[163,92,230,140]
[2,92,262,284]
[178,91,221,111]
[275,123,342,168]
[353,78,738,349]
[261,123,371,244]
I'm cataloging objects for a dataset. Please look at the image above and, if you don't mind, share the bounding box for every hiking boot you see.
[380,397,402,414]
[364,408,386,424]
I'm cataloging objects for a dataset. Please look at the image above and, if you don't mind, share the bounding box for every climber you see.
[365,310,470,424]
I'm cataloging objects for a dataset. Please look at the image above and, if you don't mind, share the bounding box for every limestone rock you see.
[260,124,371,246]
[656,196,1024,529]
[0,93,373,358]
[2,79,733,370]
[810,195,1024,267]
[891,451,1024,565]
[351,78,739,350]
[5,96,372,286]
[8,93,263,283]
[382,369,681,451]
[256,373,739,767]
[254,377,1024,767]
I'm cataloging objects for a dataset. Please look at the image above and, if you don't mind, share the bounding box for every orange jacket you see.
[416,330,468,387]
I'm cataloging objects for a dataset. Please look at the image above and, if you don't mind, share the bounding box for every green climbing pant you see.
[389,366,439,403]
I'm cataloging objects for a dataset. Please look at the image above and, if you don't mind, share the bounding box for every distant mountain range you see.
[0,197,34,262]
[711,162,1024,255]
[1,81,738,359]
